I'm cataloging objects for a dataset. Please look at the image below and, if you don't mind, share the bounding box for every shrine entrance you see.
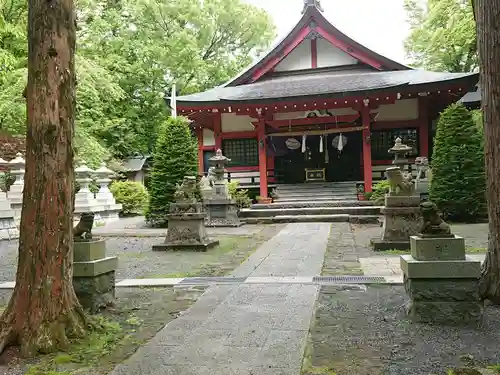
[273,132,363,184]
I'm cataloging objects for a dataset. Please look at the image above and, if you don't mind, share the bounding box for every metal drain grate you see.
[313,276,385,284]
[179,277,247,285]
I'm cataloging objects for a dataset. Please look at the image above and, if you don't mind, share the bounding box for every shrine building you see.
[174,0,478,198]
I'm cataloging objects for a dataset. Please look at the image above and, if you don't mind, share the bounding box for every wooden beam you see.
[266,126,367,137]
[253,114,360,128]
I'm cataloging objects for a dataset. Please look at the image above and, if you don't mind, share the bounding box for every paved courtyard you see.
[109,223,331,375]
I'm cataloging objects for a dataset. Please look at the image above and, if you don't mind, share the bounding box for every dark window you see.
[203,150,215,174]
[222,138,259,167]
[371,128,419,160]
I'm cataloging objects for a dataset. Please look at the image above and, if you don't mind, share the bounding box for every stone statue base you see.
[153,212,219,252]
[372,195,420,251]
[205,198,242,227]
[401,234,483,325]
[73,239,117,313]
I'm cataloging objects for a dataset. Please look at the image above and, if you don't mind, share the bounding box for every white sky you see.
[244,0,411,64]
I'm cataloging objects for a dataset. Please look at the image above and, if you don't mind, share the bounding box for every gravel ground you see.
[0,224,284,281]
[305,285,500,375]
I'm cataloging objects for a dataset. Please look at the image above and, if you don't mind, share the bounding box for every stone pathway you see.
[109,223,331,375]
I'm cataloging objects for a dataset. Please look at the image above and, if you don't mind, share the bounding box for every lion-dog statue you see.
[73,212,95,240]
[385,166,415,196]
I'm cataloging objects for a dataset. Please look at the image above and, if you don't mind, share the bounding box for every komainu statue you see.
[419,201,452,237]
[207,167,217,187]
[173,176,199,203]
[385,166,415,196]
[73,212,95,240]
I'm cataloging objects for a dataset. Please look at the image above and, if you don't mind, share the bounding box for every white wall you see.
[203,129,215,146]
[373,99,419,121]
[275,40,312,72]
[317,38,358,68]
[221,113,255,132]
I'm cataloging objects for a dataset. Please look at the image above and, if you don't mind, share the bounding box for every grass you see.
[25,316,126,375]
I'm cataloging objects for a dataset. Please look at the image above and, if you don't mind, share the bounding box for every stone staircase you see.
[240,182,382,224]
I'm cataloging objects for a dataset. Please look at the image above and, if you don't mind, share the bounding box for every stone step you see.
[276,188,357,195]
[275,182,356,189]
[274,196,357,203]
[239,206,382,218]
[252,200,376,209]
[243,215,380,224]
[275,191,357,199]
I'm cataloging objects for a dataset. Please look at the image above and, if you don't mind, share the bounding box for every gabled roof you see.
[175,1,478,106]
[225,1,409,87]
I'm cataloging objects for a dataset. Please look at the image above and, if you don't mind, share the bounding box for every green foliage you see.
[228,181,251,209]
[0,0,276,160]
[0,170,15,192]
[146,117,198,226]
[370,180,390,203]
[429,103,486,221]
[110,180,149,216]
[404,0,477,72]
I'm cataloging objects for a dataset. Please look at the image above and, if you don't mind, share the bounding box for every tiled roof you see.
[177,69,478,104]
[122,156,151,172]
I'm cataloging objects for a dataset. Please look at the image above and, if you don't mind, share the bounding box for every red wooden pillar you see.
[257,121,268,198]
[196,128,204,174]
[214,113,222,150]
[418,97,429,157]
[362,105,373,192]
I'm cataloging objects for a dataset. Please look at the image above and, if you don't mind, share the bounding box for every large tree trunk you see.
[475,0,500,303]
[0,0,87,356]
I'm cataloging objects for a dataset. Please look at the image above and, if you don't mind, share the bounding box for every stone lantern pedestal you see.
[204,149,242,227]
[153,176,219,251]
[401,202,482,325]
[72,213,117,313]
[372,166,420,251]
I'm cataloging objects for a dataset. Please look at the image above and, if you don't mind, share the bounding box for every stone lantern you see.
[205,149,242,227]
[389,137,413,171]
[95,162,116,206]
[8,153,25,205]
[74,161,96,208]
[208,149,231,199]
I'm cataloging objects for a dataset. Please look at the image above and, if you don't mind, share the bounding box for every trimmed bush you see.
[370,179,390,204]
[228,181,252,209]
[429,103,486,222]
[110,181,149,216]
[145,117,198,226]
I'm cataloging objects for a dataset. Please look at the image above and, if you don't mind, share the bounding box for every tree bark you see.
[475,0,500,303]
[0,0,87,356]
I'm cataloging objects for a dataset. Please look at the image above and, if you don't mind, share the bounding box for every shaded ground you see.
[0,286,207,375]
[303,285,500,375]
[0,224,284,281]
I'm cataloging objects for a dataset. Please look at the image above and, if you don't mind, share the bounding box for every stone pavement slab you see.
[109,223,331,375]
[360,253,486,280]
